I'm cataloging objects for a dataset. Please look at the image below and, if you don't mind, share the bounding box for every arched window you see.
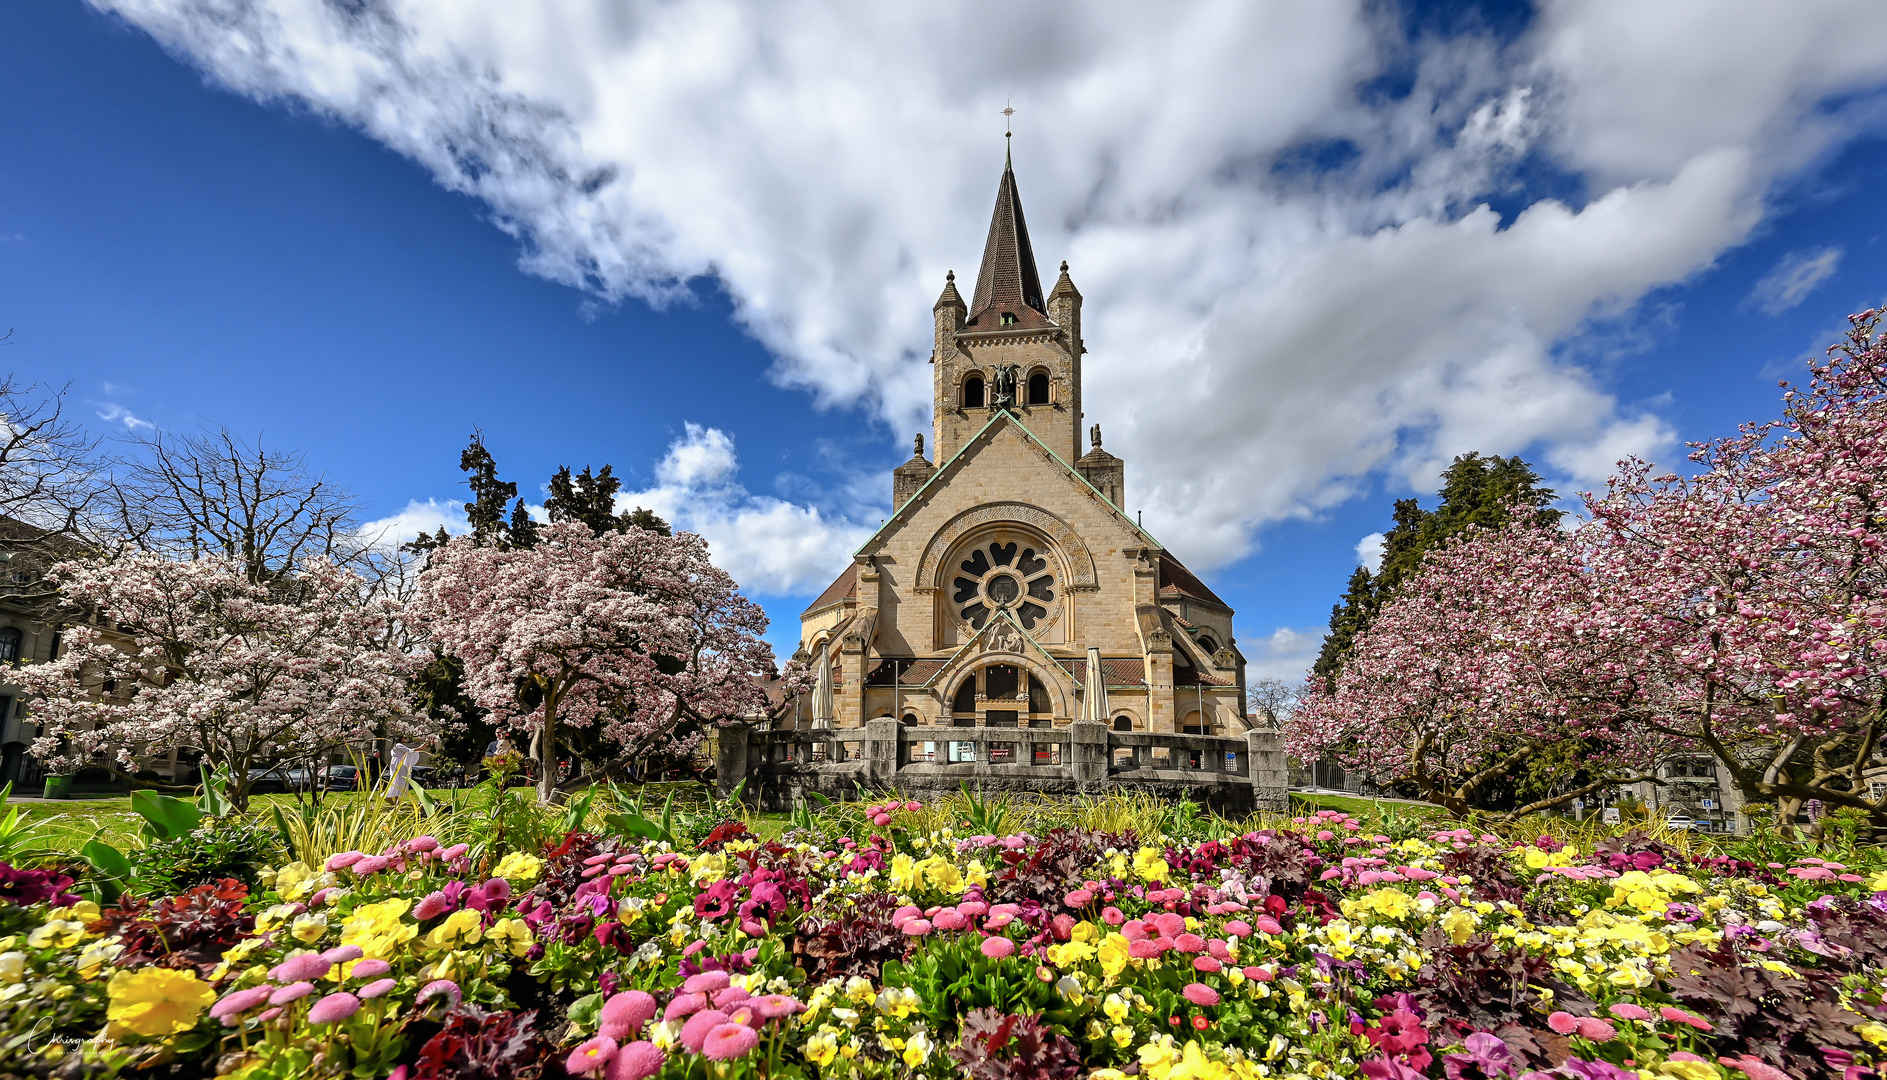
[952,679,977,714]
[1113,716,1133,732]
[1027,673,1050,714]
[0,627,19,667]
[1197,635,1219,655]
[901,713,920,726]
[985,664,1019,700]
[962,376,985,408]
[1026,371,1050,405]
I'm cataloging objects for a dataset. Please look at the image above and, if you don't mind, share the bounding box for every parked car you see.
[321,764,363,792]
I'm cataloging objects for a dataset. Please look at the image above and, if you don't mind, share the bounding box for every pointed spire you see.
[965,152,1051,330]
[933,269,965,313]
[1050,258,1081,301]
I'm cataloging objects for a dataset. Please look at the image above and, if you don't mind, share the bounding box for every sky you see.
[5,0,1887,678]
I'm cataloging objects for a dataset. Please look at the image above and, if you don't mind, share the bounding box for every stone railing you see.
[715,718,1286,815]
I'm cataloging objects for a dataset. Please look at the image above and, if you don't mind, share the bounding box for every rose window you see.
[953,540,1055,630]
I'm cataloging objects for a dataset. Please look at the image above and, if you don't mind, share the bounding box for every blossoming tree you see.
[17,552,419,810]
[1290,516,1676,817]
[411,521,797,803]
[1582,308,1887,829]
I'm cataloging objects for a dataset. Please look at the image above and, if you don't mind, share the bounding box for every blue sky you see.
[5,0,1887,675]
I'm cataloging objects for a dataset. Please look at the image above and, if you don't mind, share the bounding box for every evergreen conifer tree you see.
[1313,452,1559,685]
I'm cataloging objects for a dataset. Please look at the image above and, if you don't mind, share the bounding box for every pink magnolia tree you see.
[410,521,802,803]
[17,553,420,810]
[1290,516,1679,818]
[1583,308,1887,829]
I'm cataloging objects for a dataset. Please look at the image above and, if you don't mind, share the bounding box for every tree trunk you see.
[537,711,557,805]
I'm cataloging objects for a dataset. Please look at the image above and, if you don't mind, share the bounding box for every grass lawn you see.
[1289,790,1446,824]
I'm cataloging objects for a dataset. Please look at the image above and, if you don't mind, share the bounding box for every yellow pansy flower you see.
[491,851,543,883]
[106,968,215,1038]
[889,854,919,893]
[965,859,989,890]
[1132,847,1170,883]
[274,861,316,900]
[26,921,85,950]
[902,1029,933,1066]
[291,913,329,944]
[1098,933,1132,980]
[1439,906,1480,945]
[805,1028,840,1066]
[487,917,532,957]
[425,908,485,949]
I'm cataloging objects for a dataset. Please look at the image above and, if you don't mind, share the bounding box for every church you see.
[794,150,1249,741]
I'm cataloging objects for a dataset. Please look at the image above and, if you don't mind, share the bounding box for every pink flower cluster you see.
[209,945,396,1029]
[864,800,921,828]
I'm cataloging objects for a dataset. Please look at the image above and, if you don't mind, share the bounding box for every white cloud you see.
[655,423,737,487]
[91,0,1887,567]
[620,424,868,596]
[1749,246,1843,315]
[1353,532,1385,573]
[93,403,153,431]
[1242,625,1325,684]
[358,497,468,551]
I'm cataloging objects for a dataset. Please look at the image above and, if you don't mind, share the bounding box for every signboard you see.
[1700,798,1715,810]
[1572,798,1585,811]
[1601,807,1621,824]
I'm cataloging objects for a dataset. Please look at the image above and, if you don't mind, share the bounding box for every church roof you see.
[1063,657,1150,689]
[1158,555,1230,610]
[963,155,1054,331]
[855,408,1161,558]
[801,562,857,616]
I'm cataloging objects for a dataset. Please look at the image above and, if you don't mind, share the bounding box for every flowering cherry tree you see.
[410,521,799,803]
[17,553,419,810]
[1290,517,1675,817]
[1583,308,1887,829]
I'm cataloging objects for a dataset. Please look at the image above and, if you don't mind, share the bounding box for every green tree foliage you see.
[1313,452,1560,685]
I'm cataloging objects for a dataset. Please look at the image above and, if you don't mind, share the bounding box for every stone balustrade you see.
[715,718,1286,815]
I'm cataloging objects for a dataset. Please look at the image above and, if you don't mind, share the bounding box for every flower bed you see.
[3,804,1886,1080]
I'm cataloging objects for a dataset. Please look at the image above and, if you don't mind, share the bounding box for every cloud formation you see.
[1354,533,1385,574]
[618,423,870,597]
[1750,246,1844,315]
[1242,625,1326,685]
[92,0,1887,570]
[358,497,468,553]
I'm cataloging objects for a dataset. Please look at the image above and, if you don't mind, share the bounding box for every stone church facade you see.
[793,154,1249,741]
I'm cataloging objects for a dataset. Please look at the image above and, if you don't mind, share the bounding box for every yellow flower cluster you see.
[340,897,418,963]
[1133,847,1170,883]
[1606,870,1702,914]
[887,853,977,895]
[1114,1036,1269,1080]
[491,851,543,883]
[106,968,215,1038]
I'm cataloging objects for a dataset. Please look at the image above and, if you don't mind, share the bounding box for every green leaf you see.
[81,838,134,879]
[198,766,234,818]
[130,789,201,840]
[412,779,438,817]
[272,803,301,864]
[567,992,604,1029]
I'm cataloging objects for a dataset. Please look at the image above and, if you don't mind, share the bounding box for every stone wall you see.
[717,720,1287,816]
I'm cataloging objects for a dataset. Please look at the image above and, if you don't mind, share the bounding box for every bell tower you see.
[930,148,1086,466]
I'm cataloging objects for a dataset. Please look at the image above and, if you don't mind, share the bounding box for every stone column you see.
[716,726,751,803]
[1070,721,1108,793]
[865,716,902,789]
[1247,728,1287,812]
